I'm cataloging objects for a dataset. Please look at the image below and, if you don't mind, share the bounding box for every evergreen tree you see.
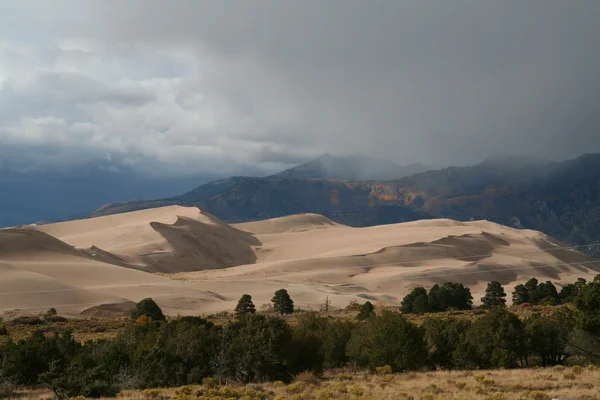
[536,281,559,305]
[455,308,526,369]
[131,298,165,321]
[423,317,471,369]
[413,294,430,314]
[357,301,375,320]
[321,320,354,369]
[235,294,256,315]
[346,311,428,372]
[481,281,507,308]
[525,278,540,303]
[512,284,529,305]
[525,308,574,366]
[272,289,294,315]
[443,282,473,310]
[401,287,428,313]
[427,284,448,312]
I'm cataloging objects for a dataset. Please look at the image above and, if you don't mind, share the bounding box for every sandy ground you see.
[1,206,599,317]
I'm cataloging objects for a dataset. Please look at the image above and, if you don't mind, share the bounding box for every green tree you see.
[427,284,448,312]
[401,287,428,314]
[481,281,507,308]
[525,278,540,303]
[413,294,430,314]
[346,311,427,372]
[422,317,471,369]
[357,301,375,320]
[559,284,579,303]
[291,312,328,373]
[132,298,165,321]
[321,320,354,369]
[455,308,526,369]
[536,281,559,305]
[271,289,294,315]
[234,294,256,316]
[525,309,574,366]
[226,315,294,382]
[573,281,600,334]
[512,284,529,305]
[428,282,472,311]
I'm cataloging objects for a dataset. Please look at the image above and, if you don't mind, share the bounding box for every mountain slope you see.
[92,154,600,256]
[274,153,433,180]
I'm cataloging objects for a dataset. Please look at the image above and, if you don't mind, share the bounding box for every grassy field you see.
[13,366,600,400]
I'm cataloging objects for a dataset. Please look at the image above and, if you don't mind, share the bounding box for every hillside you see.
[2,206,600,316]
[92,154,600,256]
[273,153,433,180]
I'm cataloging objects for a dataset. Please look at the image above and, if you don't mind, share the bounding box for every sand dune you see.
[2,206,599,316]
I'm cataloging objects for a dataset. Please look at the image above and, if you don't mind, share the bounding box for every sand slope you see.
[2,206,599,316]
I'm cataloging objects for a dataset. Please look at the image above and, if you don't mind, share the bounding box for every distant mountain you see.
[0,166,214,228]
[273,153,434,180]
[92,154,600,257]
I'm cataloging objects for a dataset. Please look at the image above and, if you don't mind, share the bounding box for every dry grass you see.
[10,366,600,400]
[1,318,129,343]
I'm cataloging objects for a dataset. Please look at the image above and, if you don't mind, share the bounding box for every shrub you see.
[202,377,218,389]
[294,371,319,385]
[348,385,364,397]
[285,382,307,394]
[0,324,8,336]
[529,391,550,400]
[45,315,68,323]
[11,316,43,325]
[375,365,392,375]
[563,372,576,380]
[174,386,193,396]
[571,365,584,375]
[131,298,165,321]
[142,389,164,400]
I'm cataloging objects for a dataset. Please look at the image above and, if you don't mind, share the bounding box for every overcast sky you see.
[0,1,599,176]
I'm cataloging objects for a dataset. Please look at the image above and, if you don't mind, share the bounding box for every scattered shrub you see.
[294,371,319,385]
[11,315,43,325]
[285,382,307,394]
[45,315,68,323]
[375,365,392,375]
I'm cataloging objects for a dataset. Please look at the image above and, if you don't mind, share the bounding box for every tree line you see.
[2,280,600,398]
[400,277,592,314]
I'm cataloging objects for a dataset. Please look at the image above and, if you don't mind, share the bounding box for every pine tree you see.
[357,301,375,320]
[481,281,507,308]
[235,294,256,315]
[131,298,165,321]
[272,289,294,315]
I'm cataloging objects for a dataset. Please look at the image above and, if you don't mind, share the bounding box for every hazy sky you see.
[1,1,599,176]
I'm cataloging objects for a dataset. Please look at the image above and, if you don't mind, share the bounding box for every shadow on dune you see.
[532,237,600,274]
[143,212,262,273]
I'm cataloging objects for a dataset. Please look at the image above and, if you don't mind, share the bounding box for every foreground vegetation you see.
[10,366,600,400]
[2,279,600,399]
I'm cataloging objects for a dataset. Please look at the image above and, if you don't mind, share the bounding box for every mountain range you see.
[92,153,600,257]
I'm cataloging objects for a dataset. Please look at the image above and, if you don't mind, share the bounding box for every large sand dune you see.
[1,206,599,316]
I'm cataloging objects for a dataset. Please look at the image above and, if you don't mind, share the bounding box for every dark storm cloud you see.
[0,0,599,174]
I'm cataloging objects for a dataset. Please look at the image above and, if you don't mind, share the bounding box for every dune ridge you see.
[1,205,599,316]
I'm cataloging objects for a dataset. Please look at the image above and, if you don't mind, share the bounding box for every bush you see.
[45,315,68,323]
[294,371,319,385]
[131,298,165,321]
[0,324,8,336]
[11,316,43,325]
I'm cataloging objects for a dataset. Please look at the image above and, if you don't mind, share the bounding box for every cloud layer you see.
[1,1,599,175]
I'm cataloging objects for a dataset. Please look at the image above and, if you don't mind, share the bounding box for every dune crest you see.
[2,205,600,316]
